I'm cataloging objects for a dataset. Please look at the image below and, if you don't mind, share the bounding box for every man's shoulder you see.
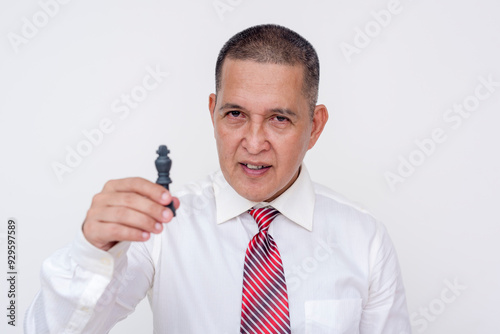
[309,182,390,246]
[311,181,379,224]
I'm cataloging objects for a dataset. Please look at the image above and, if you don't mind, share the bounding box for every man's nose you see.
[242,122,270,154]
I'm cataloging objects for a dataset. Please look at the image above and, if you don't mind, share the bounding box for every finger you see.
[157,196,181,222]
[96,222,152,244]
[97,206,164,234]
[83,220,152,251]
[102,177,173,206]
[172,197,181,209]
[96,192,172,224]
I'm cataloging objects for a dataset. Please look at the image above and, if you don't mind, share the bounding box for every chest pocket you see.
[305,299,362,334]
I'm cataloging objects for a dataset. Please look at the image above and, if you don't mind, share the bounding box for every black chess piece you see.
[155,145,176,216]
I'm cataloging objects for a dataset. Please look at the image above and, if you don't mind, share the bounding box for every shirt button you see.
[100,257,111,265]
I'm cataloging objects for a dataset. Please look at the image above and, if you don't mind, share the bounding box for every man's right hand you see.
[82,177,180,251]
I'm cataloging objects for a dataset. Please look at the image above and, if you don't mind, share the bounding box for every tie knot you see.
[248,207,280,232]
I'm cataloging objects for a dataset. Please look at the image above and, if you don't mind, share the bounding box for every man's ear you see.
[308,104,329,150]
[209,93,217,126]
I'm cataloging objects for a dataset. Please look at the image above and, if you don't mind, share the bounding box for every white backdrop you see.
[1,0,499,333]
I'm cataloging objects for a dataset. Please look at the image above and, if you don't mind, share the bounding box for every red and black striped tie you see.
[240,207,291,334]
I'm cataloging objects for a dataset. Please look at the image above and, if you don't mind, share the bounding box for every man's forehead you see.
[218,59,305,92]
[216,58,308,112]
[220,58,305,80]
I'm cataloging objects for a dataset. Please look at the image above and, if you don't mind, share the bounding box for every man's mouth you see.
[241,163,271,170]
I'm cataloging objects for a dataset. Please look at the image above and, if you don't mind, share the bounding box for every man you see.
[25,24,411,333]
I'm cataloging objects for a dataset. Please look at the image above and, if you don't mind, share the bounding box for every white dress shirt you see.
[25,166,411,333]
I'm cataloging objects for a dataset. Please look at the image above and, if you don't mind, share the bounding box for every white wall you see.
[1,0,499,333]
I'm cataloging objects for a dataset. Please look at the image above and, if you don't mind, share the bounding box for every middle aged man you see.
[25,24,411,333]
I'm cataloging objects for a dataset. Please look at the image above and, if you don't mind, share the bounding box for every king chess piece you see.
[155,145,176,216]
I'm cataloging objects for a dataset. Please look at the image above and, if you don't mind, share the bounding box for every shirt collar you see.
[213,164,315,231]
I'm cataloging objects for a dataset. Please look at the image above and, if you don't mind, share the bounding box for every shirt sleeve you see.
[24,228,155,334]
[359,221,412,334]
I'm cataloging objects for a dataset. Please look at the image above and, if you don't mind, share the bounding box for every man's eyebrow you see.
[219,103,246,111]
[270,108,297,118]
[218,104,297,118]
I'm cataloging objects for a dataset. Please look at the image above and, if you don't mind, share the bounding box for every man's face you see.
[209,59,327,202]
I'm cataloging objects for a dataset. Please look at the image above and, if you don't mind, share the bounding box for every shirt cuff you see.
[69,228,131,278]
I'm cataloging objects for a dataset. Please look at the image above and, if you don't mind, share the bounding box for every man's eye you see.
[276,116,288,122]
[227,111,241,117]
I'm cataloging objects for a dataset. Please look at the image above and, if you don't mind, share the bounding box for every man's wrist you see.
[70,228,131,277]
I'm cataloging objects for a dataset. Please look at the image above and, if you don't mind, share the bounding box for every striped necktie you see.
[240,207,291,334]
